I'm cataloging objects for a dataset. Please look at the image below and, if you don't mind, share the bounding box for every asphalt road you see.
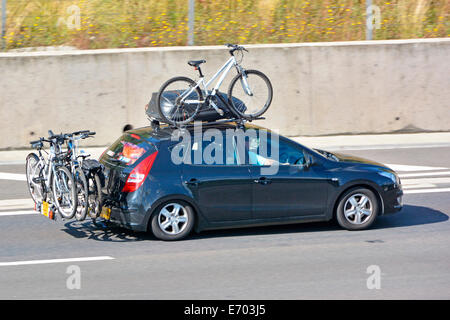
[0,146,449,299]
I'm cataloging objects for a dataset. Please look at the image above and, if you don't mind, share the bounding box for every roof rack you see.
[148,116,265,130]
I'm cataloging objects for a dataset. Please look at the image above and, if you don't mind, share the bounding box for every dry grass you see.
[1,0,449,50]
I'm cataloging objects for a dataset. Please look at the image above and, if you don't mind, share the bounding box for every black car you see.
[99,122,403,241]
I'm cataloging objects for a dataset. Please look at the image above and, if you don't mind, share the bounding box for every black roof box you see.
[146,91,246,124]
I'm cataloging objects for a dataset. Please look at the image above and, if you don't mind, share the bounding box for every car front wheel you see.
[151,201,195,241]
[336,187,379,230]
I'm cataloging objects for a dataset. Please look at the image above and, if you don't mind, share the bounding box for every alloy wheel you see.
[158,203,189,235]
[343,193,373,225]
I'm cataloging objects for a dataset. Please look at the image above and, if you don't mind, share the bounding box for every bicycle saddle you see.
[187,60,206,67]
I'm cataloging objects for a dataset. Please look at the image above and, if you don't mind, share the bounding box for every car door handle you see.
[254,177,272,185]
[185,178,199,186]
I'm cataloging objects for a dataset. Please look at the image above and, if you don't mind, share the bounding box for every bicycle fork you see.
[237,66,253,96]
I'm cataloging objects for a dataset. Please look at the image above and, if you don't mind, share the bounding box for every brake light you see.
[122,151,158,192]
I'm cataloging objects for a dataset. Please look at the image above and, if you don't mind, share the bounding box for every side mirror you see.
[304,153,313,169]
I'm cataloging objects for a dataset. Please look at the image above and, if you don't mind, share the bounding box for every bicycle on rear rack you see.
[64,130,104,222]
[156,44,273,126]
[25,131,77,219]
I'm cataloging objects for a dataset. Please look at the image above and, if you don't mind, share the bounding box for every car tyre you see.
[336,187,379,231]
[151,201,195,241]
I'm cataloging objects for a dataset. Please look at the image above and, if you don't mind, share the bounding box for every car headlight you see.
[378,171,400,184]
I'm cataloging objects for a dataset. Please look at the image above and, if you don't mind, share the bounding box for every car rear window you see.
[101,133,156,167]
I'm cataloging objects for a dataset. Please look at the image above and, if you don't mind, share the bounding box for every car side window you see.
[184,136,242,166]
[171,129,306,167]
[247,132,305,166]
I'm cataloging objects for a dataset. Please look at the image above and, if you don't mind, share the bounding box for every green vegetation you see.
[2,0,449,50]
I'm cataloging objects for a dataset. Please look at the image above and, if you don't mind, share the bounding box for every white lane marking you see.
[399,171,450,178]
[401,177,450,185]
[0,198,35,211]
[0,210,37,216]
[403,188,450,194]
[402,183,436,189]
[326,144,450,151]
[387,164,449,172]
[385,164,448,172]
[0,256,115,267]
[0,172,27,181]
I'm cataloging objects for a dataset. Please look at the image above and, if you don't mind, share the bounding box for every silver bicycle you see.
[157,44,273,126]
[25,131,77,219]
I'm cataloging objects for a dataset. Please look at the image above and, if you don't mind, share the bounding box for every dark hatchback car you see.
[99,122,403,241]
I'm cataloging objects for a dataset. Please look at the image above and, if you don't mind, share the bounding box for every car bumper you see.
[382,185,403,215]
[107,206,148,232]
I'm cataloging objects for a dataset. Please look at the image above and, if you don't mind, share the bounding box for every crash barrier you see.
[1,38,449,149]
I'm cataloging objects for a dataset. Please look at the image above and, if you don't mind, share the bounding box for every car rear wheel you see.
[336,187,379,230]
[151,201,195,241]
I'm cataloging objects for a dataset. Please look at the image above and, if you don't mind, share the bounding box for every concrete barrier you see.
[0,38,449,149]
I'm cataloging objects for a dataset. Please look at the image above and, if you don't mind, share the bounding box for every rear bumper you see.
[107,206,148,232]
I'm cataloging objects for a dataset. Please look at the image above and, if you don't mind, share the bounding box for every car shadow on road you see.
[190,204,448,240]
[61,220,155,242]
[371,204,448,230]
[60,204,448,242]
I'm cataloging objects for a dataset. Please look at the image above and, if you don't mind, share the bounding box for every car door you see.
[180,135,253,222]
[247,132,330,219]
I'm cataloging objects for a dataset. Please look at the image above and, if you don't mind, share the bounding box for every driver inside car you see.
[246,136,306,166]
[246,137,283,166]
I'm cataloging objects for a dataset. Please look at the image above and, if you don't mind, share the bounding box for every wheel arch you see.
[144,194,204,233]
[331,182,385,220]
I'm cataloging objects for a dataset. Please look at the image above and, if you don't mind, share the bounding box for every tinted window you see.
[186,136,240,166]
[169,127,305,167]
[247,131,305,166]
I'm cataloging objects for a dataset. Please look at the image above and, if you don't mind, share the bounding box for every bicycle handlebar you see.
[71,130,96,138]
[226,43,248,54]
[30,130,96,148]
[72,130,90,135]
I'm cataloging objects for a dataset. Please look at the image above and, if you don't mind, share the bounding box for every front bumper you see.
[382,185,403,215]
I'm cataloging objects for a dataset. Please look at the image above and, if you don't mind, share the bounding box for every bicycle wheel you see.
[87,172,103,219]
[52,166,77,219]
[25,153,46,204]
[74,167,89,221]
[228,69,273,119]
[157,76,203,126]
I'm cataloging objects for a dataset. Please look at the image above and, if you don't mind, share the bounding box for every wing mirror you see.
[303,153,313,169]
[293,153,313,170]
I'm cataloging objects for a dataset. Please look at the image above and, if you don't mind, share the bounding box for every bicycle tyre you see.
[157,76,203,126]
[87,172,103,219]
[228,69,273,120]
[52,166,77,219]
[74,167,89,221]
[25,153,47,204]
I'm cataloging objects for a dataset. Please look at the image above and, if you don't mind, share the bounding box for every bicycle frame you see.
[34,142,64,197]
[68,136,81,171]
[181,56,239,104]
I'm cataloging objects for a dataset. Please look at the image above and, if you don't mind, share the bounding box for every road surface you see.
[0,146,449,299]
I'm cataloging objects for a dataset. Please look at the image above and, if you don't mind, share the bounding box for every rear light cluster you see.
[122,151,158,193]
